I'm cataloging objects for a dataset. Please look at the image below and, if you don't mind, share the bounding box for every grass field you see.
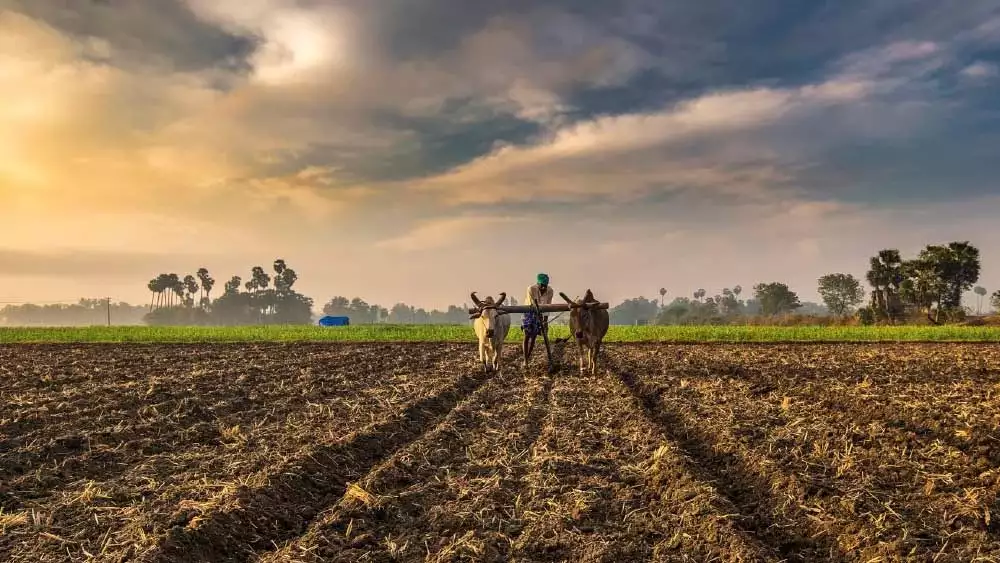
[1,323,1000,343]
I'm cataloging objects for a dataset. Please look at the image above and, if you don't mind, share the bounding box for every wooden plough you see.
[468,292,609,372]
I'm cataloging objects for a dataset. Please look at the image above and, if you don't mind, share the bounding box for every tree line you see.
[0,240,996,326]
[142,259,314,325]
[0,299,148,326]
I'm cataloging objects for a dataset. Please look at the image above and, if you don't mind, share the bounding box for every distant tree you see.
[659,288,667,307]
[718,288,741,316]
[610,297,660,325]
[899,242,980,323]
[797,302,831,316]
[1,299,149,326]
[992,290,1000,313]
[349,297,378,324]
[975,286,988,315]
[817,273,865,316]
[733,285,742,300]
[388,302,413,323]
[940,242,980,309]
[166,273,182,307]
[753,282,801,316]
[224,276,242,295]
[183,275,199,308]
[866,249,906,323]
[323,297,351,317]
[693,289,706,302]
[197,268,215,310]
[147,278,159,312]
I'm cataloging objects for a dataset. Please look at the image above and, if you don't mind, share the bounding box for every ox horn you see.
[559,292,577,306]
[470,292,484,308]
[495,292,507,306]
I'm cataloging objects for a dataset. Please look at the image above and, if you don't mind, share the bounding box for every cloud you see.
[2,1,1000,310]
[375,216,525,251]
[961,61,999,79]
[0,248,205,278]
[403,73,884,206]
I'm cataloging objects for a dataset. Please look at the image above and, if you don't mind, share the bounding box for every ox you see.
[560,289,609,374]
[469,292,510,374]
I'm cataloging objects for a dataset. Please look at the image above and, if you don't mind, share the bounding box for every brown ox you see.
[559,289,609,374]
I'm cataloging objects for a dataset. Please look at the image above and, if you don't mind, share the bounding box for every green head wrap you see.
[537,273,549,285]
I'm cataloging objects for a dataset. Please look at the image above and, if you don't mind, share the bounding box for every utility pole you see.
[106,297,111,326]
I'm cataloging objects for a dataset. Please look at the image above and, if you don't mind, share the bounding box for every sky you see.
[2,0,999,310]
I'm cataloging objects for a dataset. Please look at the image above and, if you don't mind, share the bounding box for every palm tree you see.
[147,278,159,312]
[167,274,183,307]
[197,268,215,310]
[659,288,667,307]
[975,286,988,315]
[225,276,241,295]
[866,249,904,322]
[183,275,199,308]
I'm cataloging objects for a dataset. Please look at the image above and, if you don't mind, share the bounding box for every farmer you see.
[523,272,554,366]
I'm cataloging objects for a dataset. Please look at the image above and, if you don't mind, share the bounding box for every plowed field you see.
[3,342,1000,562]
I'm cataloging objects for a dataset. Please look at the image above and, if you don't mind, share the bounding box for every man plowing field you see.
[522,273,554,368]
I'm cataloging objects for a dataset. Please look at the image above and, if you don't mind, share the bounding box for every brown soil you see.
[2,342,1000,562]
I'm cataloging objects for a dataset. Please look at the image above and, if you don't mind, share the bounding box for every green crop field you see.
[1,324,1000,343]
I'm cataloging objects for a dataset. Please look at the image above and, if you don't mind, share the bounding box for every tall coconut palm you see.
[659,288,667,307]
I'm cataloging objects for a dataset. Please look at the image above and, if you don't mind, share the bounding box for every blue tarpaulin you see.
[318,315,350,327]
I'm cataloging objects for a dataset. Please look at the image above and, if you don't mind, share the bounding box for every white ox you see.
[469,292,510,374]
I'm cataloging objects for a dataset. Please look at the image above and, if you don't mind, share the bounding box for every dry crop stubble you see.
[504,344,783,562]
[0,343,468,562]
[4,342,1000,561]
[141,350,493,562]
[259,345,557,561]
[610,343,1000,561]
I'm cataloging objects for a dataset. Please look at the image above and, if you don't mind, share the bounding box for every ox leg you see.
[479,341,490,374]
[592,341,601,374]
[492,341,501,373]
[577,340,585,374]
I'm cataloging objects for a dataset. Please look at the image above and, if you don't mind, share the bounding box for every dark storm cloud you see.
[4,0,257,72]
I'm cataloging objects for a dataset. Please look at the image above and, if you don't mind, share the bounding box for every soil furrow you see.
[606,348,846,561]
[0,345,463,563]
[618,344,1000,561]
[259,363,537,560]
[5,342,1000,562]
[509,349,779,562]
[137,366,490,562]
[0,345,456,510]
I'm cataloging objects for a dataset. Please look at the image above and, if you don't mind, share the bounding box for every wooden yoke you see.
[467,301,609,316]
